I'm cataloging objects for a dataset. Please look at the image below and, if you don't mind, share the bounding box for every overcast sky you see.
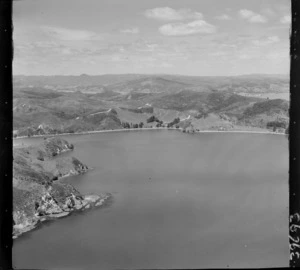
[13,0,291,76]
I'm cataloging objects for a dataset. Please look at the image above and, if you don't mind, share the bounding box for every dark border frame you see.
[0,0,299,269]
[289,0,300,268]
[0,0,13,269]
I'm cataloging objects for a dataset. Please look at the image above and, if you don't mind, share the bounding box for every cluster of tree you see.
[64,128,75,134]
[167,117,180,128]
[23,127,67,137]
[244,99,289,117]
[195,109,209,119]
[54,111,76,120]
[195,113,208,119]
[266,121,287,131]
[155,121,164,127]
[146,115,160,123]
[122,122,131,128]
[122,122,144,129]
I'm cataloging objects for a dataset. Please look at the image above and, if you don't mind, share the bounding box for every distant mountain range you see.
[13,74,289,137]
[14,73,289,91]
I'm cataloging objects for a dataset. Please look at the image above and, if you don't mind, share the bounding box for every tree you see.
[27,128,34,137]
[168,117,180,127]
[122,122,130,129]
[266,121,287,130]
[174,117,180,124]
[146,115,159,123]
[139,122,144,128]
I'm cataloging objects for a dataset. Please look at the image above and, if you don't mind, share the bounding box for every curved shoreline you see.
[13,127,286,140]
[12,137,112,239]
[13,193,112,239]
[196,130,286,135]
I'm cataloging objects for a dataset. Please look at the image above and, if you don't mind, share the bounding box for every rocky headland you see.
[13,137,110,239]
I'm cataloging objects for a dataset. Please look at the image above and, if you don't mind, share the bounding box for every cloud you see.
[238,54,255,60]
[266,50,288,60]
[159,20,216,36]
[239,9,267,23]
[215,14,232,20]
[61,48,73,55]
[261,8,276,17]
[280,15,291,24]
[160,62,173,68]
[252,36,280,46]
[15,40,127,60]
[41,26,100,41]
[144,7,203,21]
[15,41,67,57]
[111,55,129,62]
[210,51,229,57]
[30,41,64,49]
[120,27,140,34]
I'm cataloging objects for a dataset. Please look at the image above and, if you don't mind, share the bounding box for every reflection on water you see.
[13,131,289,269]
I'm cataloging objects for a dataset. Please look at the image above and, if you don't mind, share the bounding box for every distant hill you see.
[149,90,260,112]
[105,76,191,94]
[237,99,289,128]
[14,74,289,94]
[13,74,289,136]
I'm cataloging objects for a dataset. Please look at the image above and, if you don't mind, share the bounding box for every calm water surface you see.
[13,130,289,269]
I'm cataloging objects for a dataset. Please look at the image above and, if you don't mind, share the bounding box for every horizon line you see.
[13,72,289,77]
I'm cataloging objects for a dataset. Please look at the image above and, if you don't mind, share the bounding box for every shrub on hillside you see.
[146,115,159,123]
[244,99,289,117]
[167,117,180,127]
[266,121,287,129]
[122,122,130,129]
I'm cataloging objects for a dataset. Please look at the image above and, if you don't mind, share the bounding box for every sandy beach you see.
[13,127,286,141]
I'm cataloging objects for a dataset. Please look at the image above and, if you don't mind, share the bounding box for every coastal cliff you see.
[13,137,110,239]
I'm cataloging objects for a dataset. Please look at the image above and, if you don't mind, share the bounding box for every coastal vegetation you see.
[167,117,180,128]
[13,137,110,239]
[13,74,289,138]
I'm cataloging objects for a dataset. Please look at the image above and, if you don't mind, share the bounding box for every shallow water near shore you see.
[13,130,289,269]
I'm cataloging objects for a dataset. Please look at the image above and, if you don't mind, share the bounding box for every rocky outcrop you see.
[14,137,87,181]
[13,184,110,239]
[43,137,74,157]
[13,137,110,239]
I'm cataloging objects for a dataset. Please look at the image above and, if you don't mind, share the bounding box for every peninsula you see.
[13,137,110,239]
